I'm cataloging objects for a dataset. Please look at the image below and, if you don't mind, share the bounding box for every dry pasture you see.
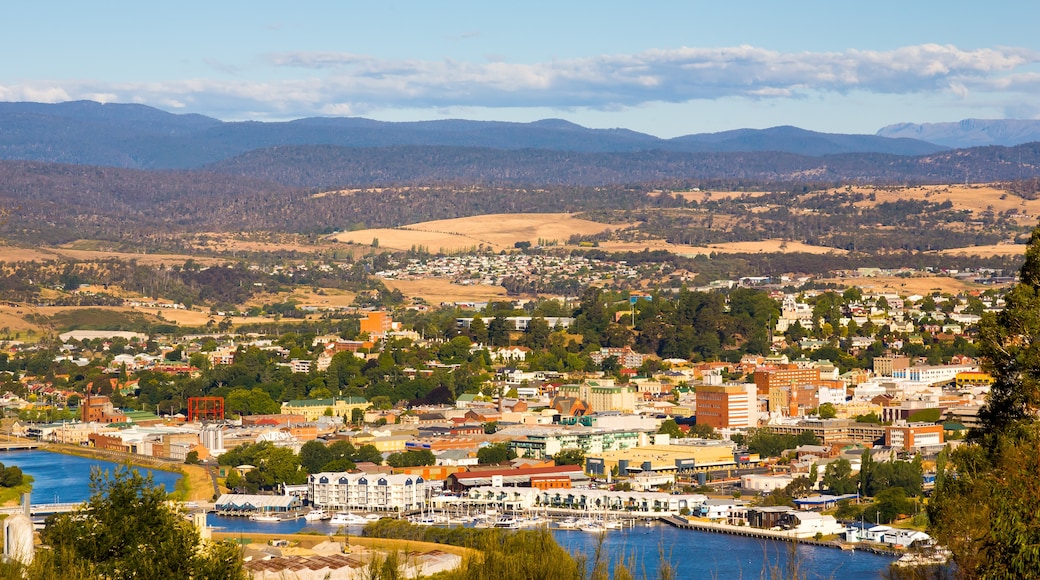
[381,278,508,304]
[939,243,1027,257]
[838,183,1039,219]
[594,238,846,256]
[818,274,992,296]
[329,213,622,252]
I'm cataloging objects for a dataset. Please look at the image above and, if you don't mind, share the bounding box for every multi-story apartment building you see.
[308,472,425,512]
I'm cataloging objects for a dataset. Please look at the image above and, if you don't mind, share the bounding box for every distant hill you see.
[0,100,945,168]
[204,142,1040,188]
[877,119,1040,148]
[664,125,944,156]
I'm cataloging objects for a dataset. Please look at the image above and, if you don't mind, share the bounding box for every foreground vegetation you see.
[0,465,245,580]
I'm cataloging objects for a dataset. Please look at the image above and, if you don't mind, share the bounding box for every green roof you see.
[123,410,160,422]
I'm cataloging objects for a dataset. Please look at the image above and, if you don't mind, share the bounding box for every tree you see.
[184,451,201,465]
[41,465,246,579]
[477,442,516,465]
[928,226,1040,577]
[822,458,857,495]
[299,440,333,473]
[657,418,684,439]
[386,449,435,468]
[553,449,585,466]
[816,402,837,419]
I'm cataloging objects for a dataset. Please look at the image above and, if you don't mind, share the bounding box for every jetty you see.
[661,515,898,556]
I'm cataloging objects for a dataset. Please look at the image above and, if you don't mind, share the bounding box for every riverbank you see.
[211,531,475,559]
[39,443,216,502]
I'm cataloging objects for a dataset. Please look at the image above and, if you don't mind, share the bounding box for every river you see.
[0,450,895,578]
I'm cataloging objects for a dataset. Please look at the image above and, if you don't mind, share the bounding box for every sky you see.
[2,0,1039,138]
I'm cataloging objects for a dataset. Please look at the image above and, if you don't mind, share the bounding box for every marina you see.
[0,450,898,578]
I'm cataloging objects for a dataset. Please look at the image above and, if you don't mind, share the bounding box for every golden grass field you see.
[329,213,623,252]
[841,183,1038,218]
[939,243,1027,257]
[381,278,508,304]
[595,238,847,256]
[818,275,991,296]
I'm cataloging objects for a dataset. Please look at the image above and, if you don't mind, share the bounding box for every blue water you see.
[204,515,895,578]
[0,451,895,578]
[0,449,182,504]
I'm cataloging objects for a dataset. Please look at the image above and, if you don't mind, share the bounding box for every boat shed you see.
[215,493,301,514]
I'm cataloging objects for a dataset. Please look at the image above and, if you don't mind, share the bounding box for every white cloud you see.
[3,44,1038,119]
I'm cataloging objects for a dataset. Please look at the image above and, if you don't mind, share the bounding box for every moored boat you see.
[330,512,369,525]
[304,509,329,521]
[250,513,281,522]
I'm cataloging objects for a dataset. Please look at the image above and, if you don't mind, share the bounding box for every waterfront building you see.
[308,472,425,512]
[215,494,301,514]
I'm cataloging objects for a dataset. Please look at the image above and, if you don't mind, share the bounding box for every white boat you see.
[410,515,439,526]
[365,513,382,521]
[493,516,520,529]
[329,512,369,525]
[580,522,606,533]
[250,513,281,522]
[304,509,329,521]
[556,517,579,529]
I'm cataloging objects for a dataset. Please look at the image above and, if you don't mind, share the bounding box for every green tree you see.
[657,418,684,439]
[822,458,857,495]
[816,402,837,419]
[41,465,246,579]
[553,448,585,466]
[477,442,516,465]
[299,440,333,474]
[929,227,1040,576]
[386,449,436,468]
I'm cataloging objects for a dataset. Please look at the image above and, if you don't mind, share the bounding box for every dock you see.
[660,515,898,556]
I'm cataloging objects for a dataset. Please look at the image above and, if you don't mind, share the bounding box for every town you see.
[0,261,1004,575]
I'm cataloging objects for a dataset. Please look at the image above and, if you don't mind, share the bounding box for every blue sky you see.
[3,1,1039,137]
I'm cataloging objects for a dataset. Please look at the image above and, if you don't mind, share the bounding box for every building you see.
[445,465,587,492]
[695,384,759,429]
[81,394,127,424]
[308,472,425,512]
[885,422,944,451]
[588,347,647,369]
[767,419,887,445]
[359,311,396,340]
[892,364,977,385]
[753,366,820,396]
[873,356,910,377]
[280,397,370,421]
[585,440,756,479]
[556,381,637,413]
[509,428,661,460]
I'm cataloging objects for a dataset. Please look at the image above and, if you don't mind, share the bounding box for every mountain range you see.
[877,119,1040,148]
[0,100,949,169]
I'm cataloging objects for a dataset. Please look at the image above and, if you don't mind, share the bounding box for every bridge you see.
[0,442,40,451]
[0,502,82,517]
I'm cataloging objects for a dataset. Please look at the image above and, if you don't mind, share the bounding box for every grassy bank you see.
[211,531,475,558]
[0,474,33,507]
